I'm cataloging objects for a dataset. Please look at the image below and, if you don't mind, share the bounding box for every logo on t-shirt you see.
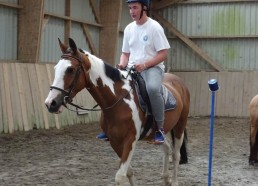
[143,35,148,42]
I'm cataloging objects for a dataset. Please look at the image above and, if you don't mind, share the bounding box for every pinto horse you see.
[45,38,190,186]
[248,95,258,165]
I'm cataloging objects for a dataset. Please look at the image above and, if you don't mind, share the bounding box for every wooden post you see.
[99,0,122,65]
[18,0,44,63]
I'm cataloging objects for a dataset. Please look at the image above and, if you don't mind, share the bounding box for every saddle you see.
[130,71,177,140]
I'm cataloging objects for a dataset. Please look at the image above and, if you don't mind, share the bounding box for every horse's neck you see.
[86,76,124,110]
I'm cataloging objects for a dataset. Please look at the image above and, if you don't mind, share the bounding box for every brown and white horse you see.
[45,38,190,186]
[248,95,258,165]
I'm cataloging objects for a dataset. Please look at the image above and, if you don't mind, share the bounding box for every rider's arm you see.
[144,49,168,69]
[118,52,130,69]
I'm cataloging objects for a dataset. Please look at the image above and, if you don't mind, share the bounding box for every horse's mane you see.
[80,49,122,82]
[104,63,122,82]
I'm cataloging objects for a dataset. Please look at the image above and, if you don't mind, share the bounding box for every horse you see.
[45,38,190,186]
[248,95,258,165]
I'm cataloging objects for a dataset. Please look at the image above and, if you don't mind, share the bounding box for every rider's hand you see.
[135,63,147,72]
[116,64,125,70]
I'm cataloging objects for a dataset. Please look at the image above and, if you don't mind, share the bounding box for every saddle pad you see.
[136,85,176,114]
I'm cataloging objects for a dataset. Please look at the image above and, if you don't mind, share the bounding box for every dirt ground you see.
[0,117,258,186]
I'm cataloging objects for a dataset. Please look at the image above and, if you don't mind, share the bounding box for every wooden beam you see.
[18,0,44,63]
[152,12,224,72]
[182,0,258,4]
[152,0,183,10]
[82,24,98,55]
[0,2,23,9]
[44,12,103,28]
[89,0,101,24]
[65,0,71,45]
[42,16,50,30]
[99,0,122,65]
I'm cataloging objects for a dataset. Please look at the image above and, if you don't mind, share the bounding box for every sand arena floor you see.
[0,117,258,186]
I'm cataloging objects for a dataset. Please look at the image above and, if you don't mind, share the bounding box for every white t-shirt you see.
[122,17,170,71]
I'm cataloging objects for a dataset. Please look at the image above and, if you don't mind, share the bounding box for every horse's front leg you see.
[127,165,136,186]
[114,140,137,186]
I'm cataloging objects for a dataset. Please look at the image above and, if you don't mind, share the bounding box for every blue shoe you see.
[154,128,165,144]
[96,132,109,141]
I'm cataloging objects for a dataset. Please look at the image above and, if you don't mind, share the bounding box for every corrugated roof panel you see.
[0,6,17,60]
[71,0,98,24]
[40,18,65,63]
[44,0,66,16]
[160,2,258,71]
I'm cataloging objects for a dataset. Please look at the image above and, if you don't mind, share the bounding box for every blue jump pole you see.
[207,79,219,186]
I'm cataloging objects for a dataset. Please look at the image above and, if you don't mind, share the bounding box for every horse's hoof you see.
[179,159,188,164]
[249,159,258,166]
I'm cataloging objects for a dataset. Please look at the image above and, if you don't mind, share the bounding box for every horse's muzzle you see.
[45,97,64,114]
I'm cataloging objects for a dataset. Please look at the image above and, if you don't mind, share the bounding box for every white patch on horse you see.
[83,50,116,95]
[115,140,137,183]
[45,59,71,103]
[123,88,142,139]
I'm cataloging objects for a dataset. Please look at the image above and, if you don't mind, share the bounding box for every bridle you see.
[50,53,84,106]
[49,51,132,112]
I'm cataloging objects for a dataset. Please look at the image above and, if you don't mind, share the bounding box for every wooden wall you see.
[174,71,257,118]
[0,62,255,133]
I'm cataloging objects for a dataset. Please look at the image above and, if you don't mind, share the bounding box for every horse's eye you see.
[66,67,75,74]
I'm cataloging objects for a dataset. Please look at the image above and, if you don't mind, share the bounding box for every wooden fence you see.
[0,62,256,133]
[174,71,257,118]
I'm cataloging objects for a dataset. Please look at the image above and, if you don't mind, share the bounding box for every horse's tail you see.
[171,128,188,164]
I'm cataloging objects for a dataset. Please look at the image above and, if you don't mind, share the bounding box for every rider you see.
[97,0,170,144]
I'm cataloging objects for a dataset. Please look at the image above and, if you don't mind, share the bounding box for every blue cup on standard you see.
[208,79,219,91]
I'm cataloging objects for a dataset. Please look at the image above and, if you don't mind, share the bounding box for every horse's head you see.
[45,38,89,113]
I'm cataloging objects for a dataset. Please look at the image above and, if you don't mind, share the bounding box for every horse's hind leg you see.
[172,128,188,164]
[171,132,184,186]
[162,139,172,186]
[249,118,258,165]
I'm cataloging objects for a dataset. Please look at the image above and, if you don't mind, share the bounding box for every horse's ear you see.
[58,38,67,54]
[69,38,77,54]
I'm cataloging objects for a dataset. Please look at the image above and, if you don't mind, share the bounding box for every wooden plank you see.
[35,64,50,129]
[89,0,101,23]
[42,16,50,30]
[20,63,34,130]
[82,24,98,55]
[152,12,224,72]
[46,64,60,129]
[27,64,44,129]
[9,63,23,131]
[242,71,251,117]
[15,63,29,131]
[0,63,6,133]
[44,12,103,28]
[235,72,244,117]
[215,71,226,116]
[198,72,210,116]
[3,64,14,133]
